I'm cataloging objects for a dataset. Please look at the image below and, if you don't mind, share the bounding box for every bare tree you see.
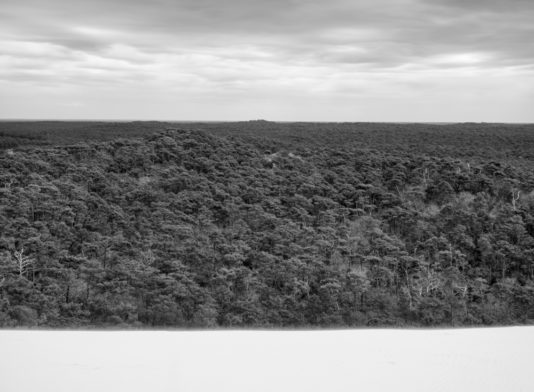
[1,178,13,190]
[421,266,442,295]
[13,248,34,277]
[422,168,430,186]
[512,189,521,211]
[452,283,468,298]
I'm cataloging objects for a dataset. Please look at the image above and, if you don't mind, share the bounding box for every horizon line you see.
[1,119,534,125]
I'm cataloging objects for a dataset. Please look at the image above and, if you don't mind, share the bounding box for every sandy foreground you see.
[0,327,532,392]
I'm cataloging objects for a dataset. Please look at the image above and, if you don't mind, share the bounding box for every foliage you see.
[1,123,534,327]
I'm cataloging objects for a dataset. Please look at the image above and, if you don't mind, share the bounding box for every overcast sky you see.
[1,0,533,121]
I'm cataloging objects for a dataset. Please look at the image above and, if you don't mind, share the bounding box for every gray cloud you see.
[1,0,533,121]
[3,0,534,67]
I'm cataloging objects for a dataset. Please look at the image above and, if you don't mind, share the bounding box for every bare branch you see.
[13,247,34,277]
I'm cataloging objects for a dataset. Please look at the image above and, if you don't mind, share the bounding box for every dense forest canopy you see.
[1,121,534,327]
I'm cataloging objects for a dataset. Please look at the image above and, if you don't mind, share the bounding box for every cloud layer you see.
[1,0,533,121]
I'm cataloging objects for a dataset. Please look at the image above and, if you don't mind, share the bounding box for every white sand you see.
[1,327,532,392]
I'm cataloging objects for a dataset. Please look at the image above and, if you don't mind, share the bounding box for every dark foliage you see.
[1,122,534,328]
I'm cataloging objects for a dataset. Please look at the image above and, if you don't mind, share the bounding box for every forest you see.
[1,121,534,328]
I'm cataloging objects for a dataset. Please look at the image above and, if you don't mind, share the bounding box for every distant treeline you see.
[2,121,534,163]
[0,121,166,149]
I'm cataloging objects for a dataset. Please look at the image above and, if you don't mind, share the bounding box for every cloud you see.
[0,0,533,121]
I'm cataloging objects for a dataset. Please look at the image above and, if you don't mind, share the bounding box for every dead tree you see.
[2,178,13,190]
[422,168,430,186]
[13,248,34,277]
[422,266,442,295]
[452,283,468,298]
[512,190,520,211]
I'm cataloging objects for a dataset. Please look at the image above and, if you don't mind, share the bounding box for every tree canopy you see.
[1,122,534,328]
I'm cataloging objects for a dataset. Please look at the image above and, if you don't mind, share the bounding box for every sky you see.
[1,0,533,122]
[2,328,534,392]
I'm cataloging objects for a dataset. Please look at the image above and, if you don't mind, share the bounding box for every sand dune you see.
[1,327,532,392]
